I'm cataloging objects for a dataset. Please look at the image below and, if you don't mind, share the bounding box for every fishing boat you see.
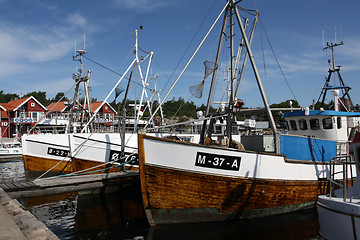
[21,28,160,175]
[0,139,22,161]
[138,0,359,225]
[316,134,360,240]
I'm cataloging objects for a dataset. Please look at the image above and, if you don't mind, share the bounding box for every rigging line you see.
[260,23,268,100]
[144,2,229,130]
[168,95,195,124]
[237,6,257,16]
[294,0,330,33]
[258,16,299,104]
[138,46,151,54]
[83,55,152,90]
[160,0,219,96]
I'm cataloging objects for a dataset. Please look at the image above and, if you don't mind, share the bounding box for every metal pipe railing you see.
[329,155,358,202]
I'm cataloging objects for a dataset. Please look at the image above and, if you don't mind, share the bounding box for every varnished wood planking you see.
[23,155,74,173]
[73,158,138,174]
[143,164,329,214]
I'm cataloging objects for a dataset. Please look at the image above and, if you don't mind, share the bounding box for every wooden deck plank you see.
[3,170,139,199]
[34,171,138,187]
[11,182,25,189]
[4,183,18,191]
[0,184,10,190]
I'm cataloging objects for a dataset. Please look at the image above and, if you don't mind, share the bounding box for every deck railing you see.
[329,155,357,202]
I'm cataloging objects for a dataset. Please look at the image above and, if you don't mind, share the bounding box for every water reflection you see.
[0,159,26,183]
[148,209,320,240]
[21,185,148,240]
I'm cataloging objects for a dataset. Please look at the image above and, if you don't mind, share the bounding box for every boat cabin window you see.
[289,120,297,131]
[337,117,342,129]
[285,121,289,131]
[322,118,333,130]
[298,119,308,130]
[310,119,320,130]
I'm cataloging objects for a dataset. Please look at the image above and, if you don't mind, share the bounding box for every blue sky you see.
[0,0,360,110]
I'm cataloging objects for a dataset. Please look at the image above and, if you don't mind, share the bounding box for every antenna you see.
[322,30,324,49]
[84,33,86,51]
[339,19,343,42]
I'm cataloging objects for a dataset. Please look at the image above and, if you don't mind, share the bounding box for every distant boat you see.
[138,0,359,225]
[0,139,22,161]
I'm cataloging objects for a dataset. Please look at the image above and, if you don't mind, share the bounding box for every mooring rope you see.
[36,152,137,180]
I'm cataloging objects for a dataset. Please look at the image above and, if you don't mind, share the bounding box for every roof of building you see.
[47,101,68,113]
[2,96,47,112]
[91,101,117,114]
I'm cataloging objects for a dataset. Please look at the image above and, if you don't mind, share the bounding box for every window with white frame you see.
[31,112,38,120]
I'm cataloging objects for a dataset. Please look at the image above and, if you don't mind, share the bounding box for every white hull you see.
[22,132,138,165]
[318,193,360,240]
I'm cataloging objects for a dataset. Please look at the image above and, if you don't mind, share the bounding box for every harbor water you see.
[0,159,322,240]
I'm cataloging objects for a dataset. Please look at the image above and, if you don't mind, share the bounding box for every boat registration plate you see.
[47,147,69,157]
[195,152,240,171]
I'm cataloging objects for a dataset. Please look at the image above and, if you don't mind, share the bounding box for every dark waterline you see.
[0,159,322,240]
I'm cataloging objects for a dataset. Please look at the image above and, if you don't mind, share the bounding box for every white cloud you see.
[0,23,74,63]
[64,13,88,28]
[18,77,75,97]
[114,0,176,13]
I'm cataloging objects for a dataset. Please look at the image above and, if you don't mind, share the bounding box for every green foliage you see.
[270,99,300,109]
[23,91,50,106]
[52,92,68,102]
[313,101,332,110]
[270,99,300,122]
[162,97,198,118]
[197,104,216,114]
[0,91,19,103]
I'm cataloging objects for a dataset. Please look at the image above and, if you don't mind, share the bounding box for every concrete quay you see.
[0,187,58,240]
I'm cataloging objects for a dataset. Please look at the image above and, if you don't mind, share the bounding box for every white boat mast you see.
[80,27,158,133]
[67,49,92,133]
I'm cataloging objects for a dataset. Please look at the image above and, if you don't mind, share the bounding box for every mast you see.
[235,13,258,96]
[231,0,278,151]
[227,6,235,140]
[317,41,352,110]
[200,7,229,144]
[67,49,92,133]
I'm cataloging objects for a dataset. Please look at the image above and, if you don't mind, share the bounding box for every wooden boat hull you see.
[142,164,326,225]
[138,134,353,225]
[24,155,74,173]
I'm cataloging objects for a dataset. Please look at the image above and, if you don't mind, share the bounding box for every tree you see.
[23,91,50,106]
[0,91,19,103]
[52,92,68,102]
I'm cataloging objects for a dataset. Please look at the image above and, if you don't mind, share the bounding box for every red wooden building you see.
[0,96,47,138]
